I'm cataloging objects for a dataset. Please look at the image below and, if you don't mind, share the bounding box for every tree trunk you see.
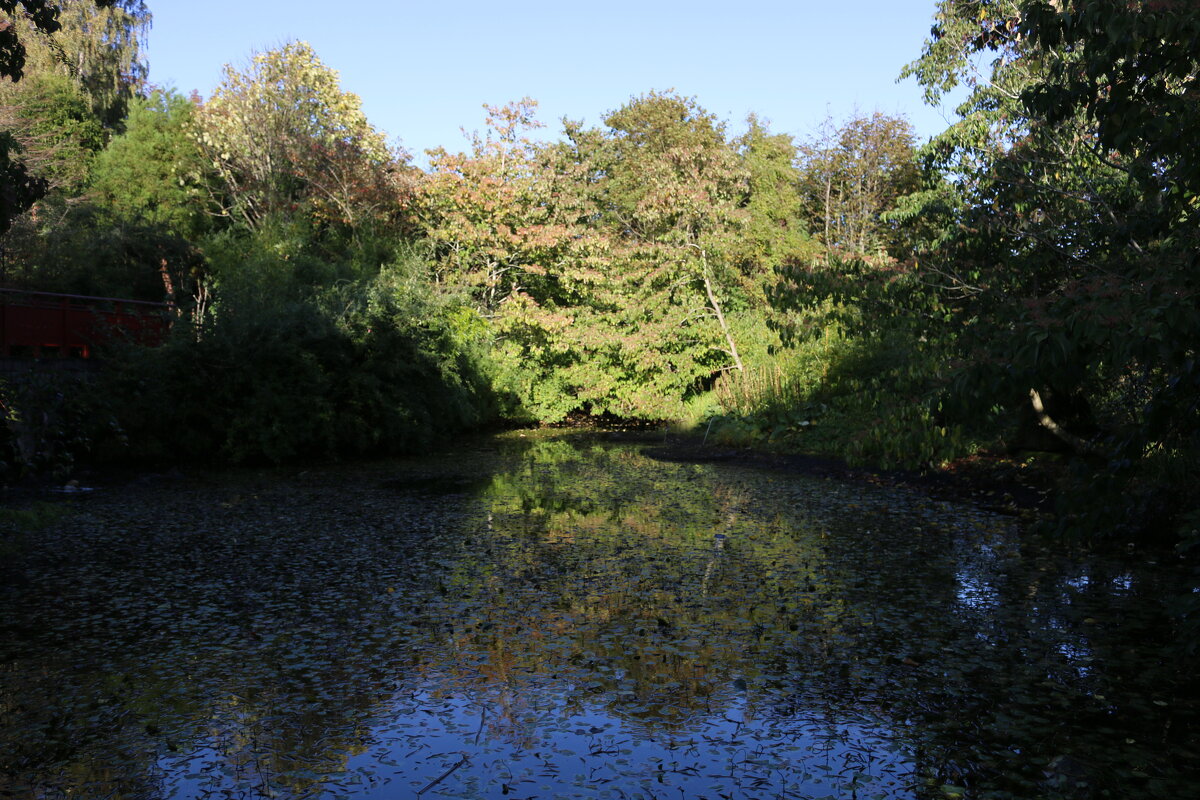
[1028,387,1101,456]
[699,252,744,373]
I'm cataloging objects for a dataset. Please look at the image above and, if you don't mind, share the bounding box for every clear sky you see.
[146,1,960,166]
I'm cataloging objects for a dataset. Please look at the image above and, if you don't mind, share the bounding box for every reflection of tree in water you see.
[441,437,1199,798]
[3,434,1196,799]
[418,436,840,740]
[753,494,1199,799]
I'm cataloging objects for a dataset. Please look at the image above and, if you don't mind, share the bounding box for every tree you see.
[0,1,68,82]
[0,0,123,233]
[0,71,102,194]
[90,88,213,238]
[0,127,40,234]
[796,111,921,258]
[419,98,570,313]
[1,1,147,128]
[194,41,408,236]
[898,0,1200,535]
[599,90,752,377]
[418,99,615,422]
[1020,0,1200,206]
[732,116,816,276]
[418,93,791,422]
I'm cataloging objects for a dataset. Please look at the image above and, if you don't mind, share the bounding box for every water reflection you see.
[1,432,1196,799]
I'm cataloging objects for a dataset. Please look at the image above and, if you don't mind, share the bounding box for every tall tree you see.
[797,111,920,258]
[419,99,616,422]
[1,0,148,128]
[418,93,791,421]
[900,0,1200,533]
[1,0,118,233]
[732,116,815,276]
[194,41,408,236]
[599,90,752,376]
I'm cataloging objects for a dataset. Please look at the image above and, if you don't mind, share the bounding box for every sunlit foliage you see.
[194,41,410,236]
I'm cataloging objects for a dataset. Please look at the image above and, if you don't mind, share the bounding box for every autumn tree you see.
[420,98,569,312]
[418,93,789,421]
[418,99,617,421]
[194,41,409,237]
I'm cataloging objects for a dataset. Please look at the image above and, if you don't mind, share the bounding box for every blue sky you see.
[146,1,961,165]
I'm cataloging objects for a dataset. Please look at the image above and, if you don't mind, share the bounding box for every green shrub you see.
[90,242,500,465]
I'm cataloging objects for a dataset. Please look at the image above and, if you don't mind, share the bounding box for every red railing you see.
[0,288,170,358]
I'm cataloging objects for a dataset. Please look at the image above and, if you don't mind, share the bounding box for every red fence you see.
[0,289,170,358]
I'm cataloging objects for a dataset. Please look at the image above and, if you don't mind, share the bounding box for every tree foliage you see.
[797,112,921,258]
[90,88,213,238]
[419,93,807,422]
[0,0,68,83]
[887,0,1200,536]
[1020,0,1200,202]
[0,0,124,233]
[733,117,817,276]
[0,71,102,193]
[420,98,570,314]
[1,0,148,128]
[194,41,409,236]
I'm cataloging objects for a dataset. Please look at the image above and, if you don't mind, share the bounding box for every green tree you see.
[418,99,613,422]
[1,1,68,82]
[1,0,148,128]
[1021,0,1200,203]
[90,88,213,238]
[598,90,752,379]
[732,116,816,275]
[0,0,120,233]
[898,0,1200,535]
[419,93,787,422]
[1,85,207,305]
[0,71,102,194]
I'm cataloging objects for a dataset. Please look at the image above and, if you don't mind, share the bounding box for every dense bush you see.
[93,249,498,465]
[0,371,114,481]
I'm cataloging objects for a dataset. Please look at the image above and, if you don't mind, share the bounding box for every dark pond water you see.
[1,432,1196,799]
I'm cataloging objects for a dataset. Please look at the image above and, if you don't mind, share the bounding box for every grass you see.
[701,322,990,470]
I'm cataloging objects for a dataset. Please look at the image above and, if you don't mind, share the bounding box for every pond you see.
[1,431,1196,799]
